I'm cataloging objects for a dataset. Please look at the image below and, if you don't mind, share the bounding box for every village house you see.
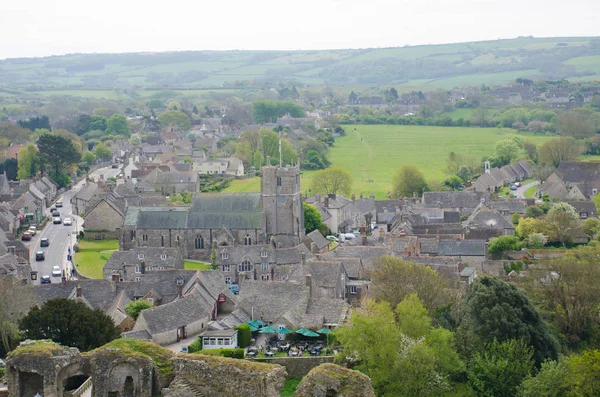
[302,230,330,254]
[103,247,184,281]
[193,157,245,177]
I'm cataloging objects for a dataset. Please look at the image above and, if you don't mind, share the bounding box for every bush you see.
[235,324,251,348]
[187,338,202,353]
[512,213,521,225]
[0,367,5,380]
[196,348,244,359]
[525,206,544,218]
[488,235,521,254]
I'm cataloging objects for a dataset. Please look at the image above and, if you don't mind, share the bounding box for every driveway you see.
[514,180,539,199]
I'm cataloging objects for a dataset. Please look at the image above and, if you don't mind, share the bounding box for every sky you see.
[1,0,599,59]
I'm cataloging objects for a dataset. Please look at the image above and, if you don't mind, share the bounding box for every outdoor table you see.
[247,351,256,357]
[265,351,275,357]
[291,350,298,356]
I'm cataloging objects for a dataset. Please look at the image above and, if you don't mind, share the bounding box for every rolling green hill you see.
[1,36,599,94]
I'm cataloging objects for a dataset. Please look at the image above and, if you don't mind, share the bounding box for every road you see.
[26,165,121,285]
[514,180,539,199]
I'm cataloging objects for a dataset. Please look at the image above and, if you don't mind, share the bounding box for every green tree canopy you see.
[158,110,191,131]
[310,167,352,196]
[19,298,120,352]
[124,300,152,320]
[16,144,40,180]
[395,294,431,339]
[88,115,107,131]
[252,100,304,123]
[37,133,82,177]
[81,151,96,166]
[106,114,130,136]
[488,235,521,254]
[539,137,580,166]
[491,134,525,167]
[303,203,323,234]
[545,202,579,245]
[94,142,112,160]
[392,165,429,198]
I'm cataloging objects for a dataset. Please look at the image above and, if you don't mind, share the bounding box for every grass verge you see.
[74,238,119,279]
[184,260,212,270]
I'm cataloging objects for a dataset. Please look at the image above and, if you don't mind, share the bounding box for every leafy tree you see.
[72,114,92,135]
[567,349,600,395]
[252,150,264,169]
[394,341,449,396]
[81,151,96,166]
[19,298,120,352]
[555,109,597,139]
[310,167,352,196]
[539,137,580,167]
[525,205,544,218]
[531,163,556,182]
[444,175,463,189]
[523,140,539,164]
[491,135,524,167]
[370,256,453,314]
[581,217,600,237]
[396,294,431,339]
[0,158,17,181]
[516,217,548,239]
[93,107,114,117]
[468,339,534,397]
[157,110,191,131]
[527,233,548,248]
[303,203,323,234]
[545,202,578,246]
[16,144,40,180]
[37,133,82,177]
[425,327,466,380]
[520,359,571,397]
[124,300,152,320]
[17,115,50,131]
[392,165,429,198]
[88,115,107,131]
[0,277,36,355]
[488,235,521,253]
[512,213,521,225]
[459,277,558,366]
[94,142,112,161]
[106,114,130,136]
[0,121,31,144]
[252,100,304,123]
[234,324,251,348]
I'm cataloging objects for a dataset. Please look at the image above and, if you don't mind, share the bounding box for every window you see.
[161,236,165,247]
[195,235,204,250]
[350,285,357,295]
[135,277,141,282]
[261,274,270,281]
[135,264,142,273]
[161,254,167,260]
[147,298,154,304]
[239,260,253,272]
[159,266,165,270]
[142,234,148,242]
[581,212,588,219]
[176,278,184,286]
[130,231,135,241]
[221,252,229,260]
[147,266,153,271]
[276,177,282,186]
[261,262,268,270]
[176,235,180,246]
[261,250,268,258]
[244,234,251,246]
[223,264,230,272]
[138,254,144,260]
[281,275,288,281]
[225,277,231,284]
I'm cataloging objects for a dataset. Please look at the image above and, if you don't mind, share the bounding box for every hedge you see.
[187,338,202,353]
[235,324,251,348]
[196,348,245,359]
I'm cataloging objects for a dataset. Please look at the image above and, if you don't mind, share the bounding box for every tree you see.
[303,203,323,234]
[37,133,82,177]
[471,107,488,127]
[525,205,544,218]
[396,294,431,339]
[17,144,40,180]
[520,359,571,397]
[311,167,352,196]
[545,202,578,246]
[531,163,556,182]
[523,140,539,164]
[516,217,548,239]
[527,233,548,248]
[0,158,18,181]
[370,256,454,314]
[94,142,112,161]
[539,137,580,167]
[19,298,120,352]
[567,349,600,395]
[0,121,31,144]
[468,339,534,397]
[252,150,264,170]
[17,115,50,131]
[73,114,92,135]
[157,110,191,131]
[444,175,463,189]
[488,235,521,254]
[425,327,466,380]
[392,165,429,198]
[581,217,600,237]
[492,135,524,167]
[106,114,130,136]
[81,151,96,166]
[234,324,251,348]
[88,115,107,131]
[459,277,558,366]
[124,300,152,320]
[555,110,596,139]
[0,277,36,355]
[252,100,304,123]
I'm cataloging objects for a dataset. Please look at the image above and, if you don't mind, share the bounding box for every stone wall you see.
[84,200,124,235]
[250,356,335,378]
[295,363,375,397]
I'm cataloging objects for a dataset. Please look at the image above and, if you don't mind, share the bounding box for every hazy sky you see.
[1,0,598,59]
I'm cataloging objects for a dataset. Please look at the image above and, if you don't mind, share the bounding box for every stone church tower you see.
[261,165,304,247]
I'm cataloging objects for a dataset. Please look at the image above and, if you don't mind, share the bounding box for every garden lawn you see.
[280,378,302,397]
[226,125,556,199]
[184,260,212,270]
[524,185,537,199]
[74,238,119,279]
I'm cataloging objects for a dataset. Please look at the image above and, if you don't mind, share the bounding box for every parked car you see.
[326,235,339,243]
[52,266,62,277]
[111,163,118,169]
[510,183,517,191]
[55,200,63,207]
[50,206,57,212]
[40,237,49,247]
[342,233,356,239]
[27,226,37,235]
[228,284,239,295]
[51,209,60,216]
[40,275,51,284]
[515,182,521,187]
[21,232,32,241]
[63,218,72,226]
[35,251,45,261]
[53,216,62,224]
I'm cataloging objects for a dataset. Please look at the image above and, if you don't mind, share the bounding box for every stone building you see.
[103,247,183,281]
[119,165,305,260]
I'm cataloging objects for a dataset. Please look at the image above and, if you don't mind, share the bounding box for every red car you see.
[21,232,32,241]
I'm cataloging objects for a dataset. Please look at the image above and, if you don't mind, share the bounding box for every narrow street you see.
[514,180,539,199]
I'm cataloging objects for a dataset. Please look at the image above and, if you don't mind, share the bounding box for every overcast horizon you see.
[1,0,599,60]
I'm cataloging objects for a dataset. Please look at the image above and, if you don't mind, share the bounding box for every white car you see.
[342,233,356,239]
[27,226,37,235]
[63,218,72,226]
[326,235,339,243]
[52,266,62,277]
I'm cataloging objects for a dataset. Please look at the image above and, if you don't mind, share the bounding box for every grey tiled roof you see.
[304,230,329,250]
[137,210,188,229]
[34,280,118,311]
[237,281,309,326]
[74,182,99,202]
[438,240,486,256]
[122,330,152,340]
[466,208,514,230]
[138,293,212,334]
[322,246,391,268]
[307,262,343,288]
[117,270,198,303]
[558,161,600,183]
[191,193,261,212]
[423,191,489,209]
[491,200,526,214]
[306,298,349,325]
[566,201,597,218]
[187,211,262,229]
[104,248,183,271]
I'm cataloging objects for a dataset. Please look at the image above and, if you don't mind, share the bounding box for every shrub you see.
[196,348,244,359]
[512,213,521,225]
[187,338,202,353]
[527,233,548,248]
[235,324,251,348]
[488,235,521,254]
[0,367,5,380]
[525,206,544,218]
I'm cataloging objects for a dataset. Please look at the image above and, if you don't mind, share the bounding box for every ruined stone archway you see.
[57,361,89,397]
[18,371,44,397]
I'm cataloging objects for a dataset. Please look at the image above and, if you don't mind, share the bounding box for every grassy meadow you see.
[226,125,556,199]
[74,238,119,279]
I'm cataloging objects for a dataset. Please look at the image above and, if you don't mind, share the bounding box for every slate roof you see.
[491,200,526,214]
[422,191,489,209]
[303,230,329,250]
[539,173,568,199]
[191,193,261,212]
[472,173,502,193]
[104,248,183,272]
[187,211,262,229]
[117,270,198,303]
[74,182,99,202]
[438,240,486,256]
[155,171,197,183]
[237,281,309,326]
[34,280,118,311]
[322,246,391,269]
[465,208,514,230]
[558,161,600,183]
[136,209,188,229]
[219,245,308,266]
[353,198,376,214]
[566,201,597,218]
[137,293,212,335]
[307,262,343,289]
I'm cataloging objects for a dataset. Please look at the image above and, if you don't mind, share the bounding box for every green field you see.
[227,125,556,199]
[184,260,212,270]
[74,238,119,279]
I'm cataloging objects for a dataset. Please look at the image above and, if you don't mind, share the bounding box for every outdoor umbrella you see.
[301,329,320,337]
[248,319,264,328]
[316,328,332,334]
[247,324,258,332]
[295,328,310,336]
[277,327,292,335]
[259,325,278,334]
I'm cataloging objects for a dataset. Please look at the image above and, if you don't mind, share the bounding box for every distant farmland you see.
[226,125,557,199]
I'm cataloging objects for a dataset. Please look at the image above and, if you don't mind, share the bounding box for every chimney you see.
[360,193,363,199]
[178,284,183,298]
[305,274,312,288]
[300,251,306,266]
[351,194,355,202]
[324,196,329,208]
[328,193,336,200]
[76,284,82,297]
[310,242,317,254]
[370,193,375,201]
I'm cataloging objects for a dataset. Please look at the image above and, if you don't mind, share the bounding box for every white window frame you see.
[223,264,230,272]
[138,254,144,260]
[135,264,142,273]
[261,262,268,270]
[225,277,231,284]
[147,297,154,304]
[221,252,229,260]
[350,285,357,295]
[261,250,268,258]
[161,254,167,260]
[261,274,270,281]
[135,277,141,282]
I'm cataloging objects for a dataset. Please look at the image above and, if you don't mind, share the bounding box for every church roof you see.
[191,193,261,212]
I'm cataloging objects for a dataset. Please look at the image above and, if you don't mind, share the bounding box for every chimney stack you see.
[324,196,329,208]
[76,284,82,297]
[370,193,375,201]
[305,274,312,287]
[179,284,183,298]
[310,242,317,254]
[300,251,306,266]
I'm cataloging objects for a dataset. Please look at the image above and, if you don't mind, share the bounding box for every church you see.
[118,165,305,260]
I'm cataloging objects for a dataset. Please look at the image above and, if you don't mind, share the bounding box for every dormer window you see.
[261,250,268,258]
[580,212,588,219]
[176,277,184,286]
[244,235,251,246]
[138,254,144,260]
[161,254,167,260]
[221,252,229,260]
